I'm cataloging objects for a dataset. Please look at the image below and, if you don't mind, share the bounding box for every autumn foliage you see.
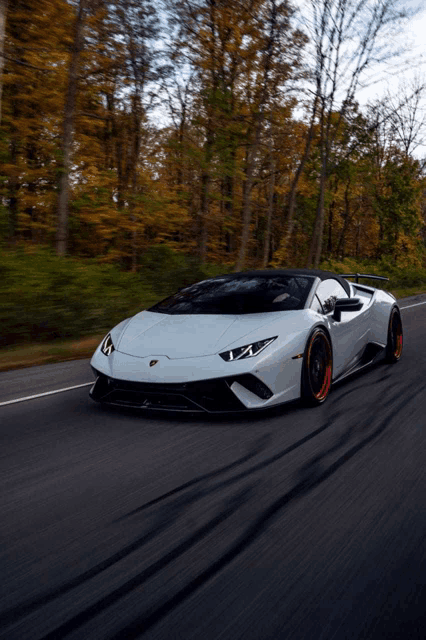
[1,0,425,277]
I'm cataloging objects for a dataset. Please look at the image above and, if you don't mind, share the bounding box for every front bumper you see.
[89,369,274,413]
[90,343,302,411]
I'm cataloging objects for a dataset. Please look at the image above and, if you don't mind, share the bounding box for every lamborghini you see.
[89,269,403,412]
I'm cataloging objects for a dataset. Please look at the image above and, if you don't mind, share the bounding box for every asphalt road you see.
[1,295,426,640]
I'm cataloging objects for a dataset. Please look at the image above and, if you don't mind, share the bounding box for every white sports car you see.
[89,269,403,412]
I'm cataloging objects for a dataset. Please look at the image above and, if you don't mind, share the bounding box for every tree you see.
[167,0,306,267]
[56,0,89,255]
[2,0,424,275]
[382,77,426,158]
[109,0,161,270]
[2,0,73,244]
[262,136,276,266]
[235,0,306,271]
[0,0,8,125]
[293,0,411,268]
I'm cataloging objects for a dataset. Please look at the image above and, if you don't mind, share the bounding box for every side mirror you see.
[333,297,363,322]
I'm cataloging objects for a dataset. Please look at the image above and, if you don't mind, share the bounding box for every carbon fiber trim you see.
[89,370,271,412]
[333,342,385,384]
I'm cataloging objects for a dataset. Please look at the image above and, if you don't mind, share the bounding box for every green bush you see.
[0,247,158,347]
[0,245,233,348]
[139,245,232,297]
[6,245,422,351]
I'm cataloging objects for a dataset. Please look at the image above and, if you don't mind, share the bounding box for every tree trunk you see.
[116,135,125,210]
[105,91,115,171]
[306,152,326,268]
[131,223,138,271]
[177,103,187,195]
[198,126,214,264]
[279,95,319,263]
[307,92,333,269]
[327,201,333,255]
[327,178,338,255]
[235,116,263,271]
[306,100,327,268]
[262,144,275,268]
[8,135,18,243]
[355,222,361,259]
[235,152,254,271]
[56,0,87,256]
[313,158,327,268]
[223,146,235,253]
[199,171,210,264]
[130,168,139,273]
[130,92,141,273]
[336,181,351,259]
[0,0,8,126]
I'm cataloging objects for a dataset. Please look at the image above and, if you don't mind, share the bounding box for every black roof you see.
[218,268,351,297]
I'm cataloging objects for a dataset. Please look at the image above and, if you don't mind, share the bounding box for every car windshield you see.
[148,275,315,315]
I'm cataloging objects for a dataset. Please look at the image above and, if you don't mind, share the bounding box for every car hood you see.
[116,310,295,359]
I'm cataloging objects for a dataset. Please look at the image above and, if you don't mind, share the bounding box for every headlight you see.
[101,333,115,356]
[219,337,277,362]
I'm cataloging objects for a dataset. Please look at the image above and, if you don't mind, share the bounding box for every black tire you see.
[301,328,333,406]
[385,306,403,363]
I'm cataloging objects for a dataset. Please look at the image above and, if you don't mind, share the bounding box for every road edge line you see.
[0,382,94,407]
[400,301,426,310]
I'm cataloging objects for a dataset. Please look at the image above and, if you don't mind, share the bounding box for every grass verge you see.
[0,333,106,373]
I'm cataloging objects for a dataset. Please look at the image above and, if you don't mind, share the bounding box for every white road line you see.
[400,301,426,310]
[0,381,94,407]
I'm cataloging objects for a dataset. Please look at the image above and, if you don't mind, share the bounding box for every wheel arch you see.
[369,290,396,345]
[300,324,333,405]
[385,304,403,363]
[305,323,334,369]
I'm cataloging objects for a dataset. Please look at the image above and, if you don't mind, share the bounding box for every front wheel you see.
[301,328,333,406]
[385,307,403,363]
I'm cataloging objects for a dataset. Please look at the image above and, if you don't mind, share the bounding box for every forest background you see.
[1,0,426,368]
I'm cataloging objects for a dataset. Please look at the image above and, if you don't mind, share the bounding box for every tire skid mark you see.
[0,490,200,630]
[332,367,397,403]
[37,486,254,640]
[0,418,330,634]
[117,417,338,523]
[333,380,383,402]
[382,382,422,410]
[333,370,404,407]
[1,373,417,638]
[4,376,413,637]
[106,387,420,640]
[0,436,270,630]
[114,433,270,521]
[0,404,354,634]
[183,415,340,507]
[0,419,331,632]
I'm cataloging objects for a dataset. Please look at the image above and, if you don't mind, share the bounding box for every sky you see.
[356,2,426,102]
[153,0,426,157]
[293,0,426,158]
[355,1,426,157]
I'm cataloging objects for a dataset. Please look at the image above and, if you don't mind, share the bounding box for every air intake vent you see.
[232,374,273,400]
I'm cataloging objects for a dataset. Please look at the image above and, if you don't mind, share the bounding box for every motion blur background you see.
[1,0,426,362]
[3,4,426,640]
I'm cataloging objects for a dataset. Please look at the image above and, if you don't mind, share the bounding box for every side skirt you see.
[333,342,385,385]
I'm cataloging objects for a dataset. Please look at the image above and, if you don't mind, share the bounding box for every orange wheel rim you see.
[317,363,332,400]
[308,334,332,401]
[392,313,403,358]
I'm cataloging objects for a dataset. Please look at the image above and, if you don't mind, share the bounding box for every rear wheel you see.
[385,307,403,363]
[301,328,333,406]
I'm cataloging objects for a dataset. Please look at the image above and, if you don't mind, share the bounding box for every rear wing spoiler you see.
[340,273,389,283]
